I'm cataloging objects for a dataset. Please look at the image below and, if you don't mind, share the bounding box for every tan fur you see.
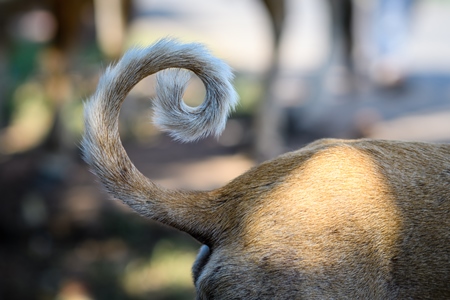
[82,39,450,299]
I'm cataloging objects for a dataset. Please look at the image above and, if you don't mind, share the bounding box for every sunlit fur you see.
[82,39,450,299]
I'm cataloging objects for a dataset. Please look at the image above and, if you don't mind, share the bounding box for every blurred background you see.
[1,0,450,299]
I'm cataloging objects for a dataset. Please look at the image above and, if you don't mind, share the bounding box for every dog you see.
[82,39,450,299]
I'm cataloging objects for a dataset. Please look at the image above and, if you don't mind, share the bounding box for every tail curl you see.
[81,38,238,244]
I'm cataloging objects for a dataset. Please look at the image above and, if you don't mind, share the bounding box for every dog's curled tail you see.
[81,39,238,244]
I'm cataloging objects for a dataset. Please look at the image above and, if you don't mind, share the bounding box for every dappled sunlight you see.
[122,240,196,297]
[241,144,402,283]
[0,82,53,154]
[56,279,94,300]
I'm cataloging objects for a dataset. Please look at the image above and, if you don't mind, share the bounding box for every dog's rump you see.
[209,138,450,298]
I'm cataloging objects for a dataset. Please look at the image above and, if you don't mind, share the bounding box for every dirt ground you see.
[0,128,259,300]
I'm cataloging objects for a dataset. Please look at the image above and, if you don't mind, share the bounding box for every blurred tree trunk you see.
[93,0,131,60]
[41,0,90,153]
[43,0,131,153]
[255,0,286,161]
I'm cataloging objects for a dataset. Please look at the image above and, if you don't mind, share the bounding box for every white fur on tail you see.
[81,39,238,240]
[153,56,238,142]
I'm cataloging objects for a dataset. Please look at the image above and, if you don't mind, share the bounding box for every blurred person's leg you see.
[328,0,354,71]
[327,0,355,94]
